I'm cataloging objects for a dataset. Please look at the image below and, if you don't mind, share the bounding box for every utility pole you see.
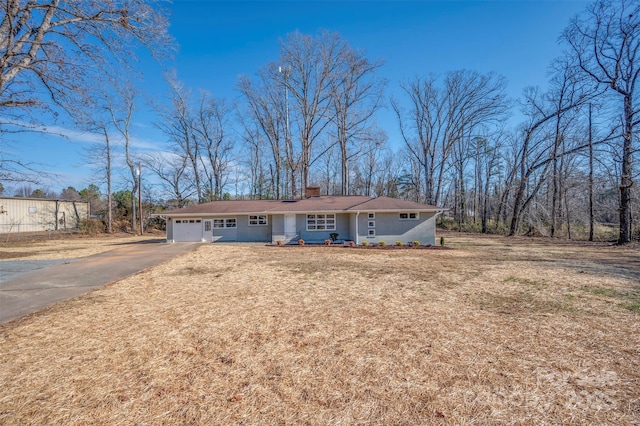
[137,163,143,234]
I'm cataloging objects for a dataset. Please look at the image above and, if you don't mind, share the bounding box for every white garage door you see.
[173,219,203,242]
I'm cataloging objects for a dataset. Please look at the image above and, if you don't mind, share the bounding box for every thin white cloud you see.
[3,119,166,152]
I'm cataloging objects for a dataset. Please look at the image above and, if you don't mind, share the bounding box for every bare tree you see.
[238,118,271,199]
[280,31,348,196]
[329,46,385,195]
[194,93,234,201]
[143,152,194,208]
[156,76,204,203]
[392,76,444,205]
[507,84,586,236]
[76,94,115,233]
[393,70,509,206]
[0,0,172,116]
[562,0,640,244]
[351,139,389,197]
[238,72,287,199]
[107,84,139,233]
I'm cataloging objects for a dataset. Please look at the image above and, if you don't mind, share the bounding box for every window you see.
[306,213,336,231]
[249,215,268,226]
[399,212,419,220]
[368,213,375,219]
[368,229,376,237]
[28,207,37,214]
[175,220,182,223]
[368,220,375,228]
[204,221,211,232]
[213,218,237,228]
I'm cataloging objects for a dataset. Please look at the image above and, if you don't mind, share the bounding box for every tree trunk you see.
[588,104,594,242]
[618,94,634,244]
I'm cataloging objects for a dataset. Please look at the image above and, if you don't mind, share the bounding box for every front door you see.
[284,214,296,241]
[203,220,212,242]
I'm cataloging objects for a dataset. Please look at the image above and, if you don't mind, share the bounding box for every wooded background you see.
[0,0,637,242]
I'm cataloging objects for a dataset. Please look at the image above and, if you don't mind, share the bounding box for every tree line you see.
[0,0,637,243]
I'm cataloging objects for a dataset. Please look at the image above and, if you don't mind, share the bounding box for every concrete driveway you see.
[0,240,202,324]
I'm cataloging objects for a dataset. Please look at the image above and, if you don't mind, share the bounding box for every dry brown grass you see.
[1,232,639,425]
[0,233,158,260]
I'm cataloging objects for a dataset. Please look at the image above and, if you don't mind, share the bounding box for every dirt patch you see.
[0,231,638,424]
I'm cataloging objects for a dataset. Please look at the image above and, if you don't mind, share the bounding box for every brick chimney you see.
[305,186,321,198]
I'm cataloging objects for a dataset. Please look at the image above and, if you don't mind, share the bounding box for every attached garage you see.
[172,218,203,242]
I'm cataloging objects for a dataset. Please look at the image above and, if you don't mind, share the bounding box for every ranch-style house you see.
[160,188,443,245]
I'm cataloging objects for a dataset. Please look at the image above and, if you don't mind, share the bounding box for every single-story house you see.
[159,189,444,245]
[0,197,90,234]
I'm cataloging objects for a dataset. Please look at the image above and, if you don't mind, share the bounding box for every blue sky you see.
[4,0,590,196]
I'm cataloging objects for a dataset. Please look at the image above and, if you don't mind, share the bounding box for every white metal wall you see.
[0,197,90,234]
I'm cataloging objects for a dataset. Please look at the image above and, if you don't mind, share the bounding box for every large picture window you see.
[249,215,268,226]
[213,218,237,228]
[306,213,336,231]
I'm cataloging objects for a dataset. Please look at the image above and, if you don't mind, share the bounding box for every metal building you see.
[0,197,90,234]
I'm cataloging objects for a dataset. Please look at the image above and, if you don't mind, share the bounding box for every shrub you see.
[440,236,445,246]
[276,240,283,246]
[413,240,420,246]
[362,241,369,246]
[379,241,386,247]
[78,219,105,235]
[297,239,305,246]
[395,241,403,246]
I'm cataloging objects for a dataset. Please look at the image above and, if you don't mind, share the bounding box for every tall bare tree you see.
[562,0,639,244]
[194,93,234,201]
[143,152,194,208]
[0,0,172,115]
[507,84,586,236]
[329,46,385,195]
[238,73,286,199]
[107,84,139,233]
[393,70,509,206]
[156,76,205,203]
[280,30,347,196]
[392,76,445,205]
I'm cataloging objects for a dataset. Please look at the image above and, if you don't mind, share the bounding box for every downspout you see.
[355,211,360,245]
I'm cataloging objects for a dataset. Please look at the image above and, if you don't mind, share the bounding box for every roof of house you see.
[162,196,442,216]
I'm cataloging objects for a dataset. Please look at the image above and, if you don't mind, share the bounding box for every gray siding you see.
[271,214,285,243]
[358,212,437,246]
[235,215,271,242]
[166,210,438,245]
[212,220,237,242]
[211,215,271,242]
[298,213,350,243]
